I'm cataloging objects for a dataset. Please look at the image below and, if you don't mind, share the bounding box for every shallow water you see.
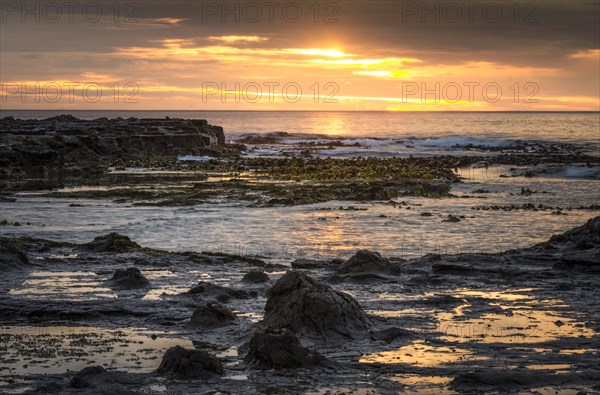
[1,170,598,261]
[0,326,192,375]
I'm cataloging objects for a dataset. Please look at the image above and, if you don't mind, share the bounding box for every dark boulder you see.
[245,328,330,369]
[241,270,270,283]
[187,281,254,302]
[262,271,371,340]
[156,346,224,379]
[78,233,142,253]
[70,366,138,392]
[190,303,237,329]
[337,250,400,275]
[108,268,150,289]
[0,237,29,271]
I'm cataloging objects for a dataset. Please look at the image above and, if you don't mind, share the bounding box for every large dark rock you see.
[156,346,224,379]
[241,270,270,283]
[108,267,150,289]
[190,303,237,329]
[78,233,142,253]
[337,250,400,275]
[0,237,29,271]
[69,366,138,392]
[245,328,329,369]
[187,281,254,302]
[262,271,372,340]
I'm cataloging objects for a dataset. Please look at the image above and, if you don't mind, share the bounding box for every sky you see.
[1,0,599,110]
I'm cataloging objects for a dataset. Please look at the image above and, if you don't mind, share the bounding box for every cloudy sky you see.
[1,0,599,110]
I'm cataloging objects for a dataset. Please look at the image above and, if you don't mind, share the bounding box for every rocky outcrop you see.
[186,281,254,303]
[330,250,401,282]
[261,271,372,340]
[70,366,138,390]
[0,237,29,271]
[77,233,142,253]
[108,268,150,290]
[241,270,270,283]
[156,346,224,379]
[337,250,400,275]
[189,303,237,329]
[538,216,600,270]
[245,328,330,369]
[0,115,230,190]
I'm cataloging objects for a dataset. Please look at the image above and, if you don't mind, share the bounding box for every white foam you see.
[177,155,214,162]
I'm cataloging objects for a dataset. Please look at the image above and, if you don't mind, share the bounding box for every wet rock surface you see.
[262,271,372,340]
[186,281,255,302]
[337,250,400,275]
[69,366,139,391]
[78,233,142,253]
[0,116,238,191]
[156,346,224,379]
[245,328,330,369]
[108,268,150,290]
[0,220,599,394]
[241,270,270,283]
[189,303,237,329]
[0,237,29,271]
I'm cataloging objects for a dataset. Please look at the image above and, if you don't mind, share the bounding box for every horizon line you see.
[1,109,599,114]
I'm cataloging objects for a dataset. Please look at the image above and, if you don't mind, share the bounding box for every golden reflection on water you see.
[0,326,192,375]
[436,289,596,344]
[359,340,488,367]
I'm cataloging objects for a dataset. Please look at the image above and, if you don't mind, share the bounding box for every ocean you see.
[2,110,599,152]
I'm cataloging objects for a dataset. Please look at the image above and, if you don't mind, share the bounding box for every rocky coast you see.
[0,218,598,393]
[1,115,599,394]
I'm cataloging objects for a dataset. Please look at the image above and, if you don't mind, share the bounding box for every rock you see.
[262,271,372,340]
[542,216,600,269]
[78,233,142,253]
[241,270,270,283]
[70,366,107,388]
[187,281,254,302]
[348,184,396,201]
[108,267,150,289]
[337,250,400,275]
[547,216,600,248]
[190,303,237,329]
[70,366,138,392]
[0,237,29,271]
[0,116,233,191]
[443,214,461,222]
[371,327,413,343]
[245,328,330,369]
[156,346,224,379]
[422,181,450,194]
